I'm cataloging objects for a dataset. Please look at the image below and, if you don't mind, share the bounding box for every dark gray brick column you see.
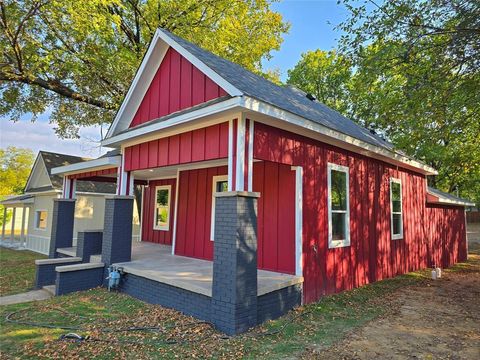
[76,231,103,262]
[48,199,76,258]
[211,191,260,335]
[101,196,134,265]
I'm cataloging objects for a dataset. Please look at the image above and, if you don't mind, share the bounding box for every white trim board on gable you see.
[106,29,242,139]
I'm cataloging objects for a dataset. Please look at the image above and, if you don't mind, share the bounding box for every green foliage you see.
[287,0,480,205]
[0,147,35,226]
[1,0,289,137]
[287,50,352,114]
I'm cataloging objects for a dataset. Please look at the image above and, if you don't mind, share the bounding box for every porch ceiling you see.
[132,158,227,180]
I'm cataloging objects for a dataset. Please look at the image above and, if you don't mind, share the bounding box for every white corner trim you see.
[248,119,254,192]
[235,115,246,191]
[227,119,234,191]
[171,169,181,255]
[390,177,404,240]
[292,166,303,276]
[51,156,121,175]
[327,163,351,249]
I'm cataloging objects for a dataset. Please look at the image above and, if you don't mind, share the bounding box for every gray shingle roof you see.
[28,151,116,194]
[427,186,475,206]
[157,28,394,151]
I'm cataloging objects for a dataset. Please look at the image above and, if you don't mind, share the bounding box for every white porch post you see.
[20,205,27,245]
[1,206,7,241]
[62,176,76,199]
[10,207,16,242]
[228,115,254,192]
[116,152,130,196]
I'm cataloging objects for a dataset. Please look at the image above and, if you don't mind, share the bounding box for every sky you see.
[0,0,348,158]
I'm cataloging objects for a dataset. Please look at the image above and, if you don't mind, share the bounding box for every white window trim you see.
[210,175,228,241]
[34,209,48,231]
[390,177,403,240]
[327,163,350,248]
[153,185,171,231]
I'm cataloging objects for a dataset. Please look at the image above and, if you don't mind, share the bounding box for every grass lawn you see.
[0,245,478,359]
[0,247,47,297]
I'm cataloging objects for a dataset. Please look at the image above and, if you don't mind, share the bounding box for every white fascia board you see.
[51,156,121,176]
[106,29,242,139]
[101,97,243,147]
[106,30,168,139]
[241,97,438,176]
[427,191,475,207]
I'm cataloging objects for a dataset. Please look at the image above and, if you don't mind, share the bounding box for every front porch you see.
[57,241,302,299]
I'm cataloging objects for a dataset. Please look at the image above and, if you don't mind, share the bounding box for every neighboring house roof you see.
[24,151,116,194]
[427,187,475,207]
[0,194,34,206]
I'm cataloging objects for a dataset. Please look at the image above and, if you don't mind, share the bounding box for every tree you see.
[1,0,289,137]
[287,0,480,204]
[0,147,35,225]
[287,50,352,114]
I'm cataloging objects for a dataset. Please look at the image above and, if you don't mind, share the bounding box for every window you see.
[390,178,403,239]
[328,163,350,248]
[210,175,228,240]
[35,210,48,230]
[153,185,171,231]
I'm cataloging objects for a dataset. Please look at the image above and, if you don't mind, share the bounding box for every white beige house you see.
[0,151,141,254]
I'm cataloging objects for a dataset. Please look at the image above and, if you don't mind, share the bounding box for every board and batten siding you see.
[253,122,466,303]
[129,47,227,128]
[173,163,296,274]
[124,122,229,171]
[425,204,467,268]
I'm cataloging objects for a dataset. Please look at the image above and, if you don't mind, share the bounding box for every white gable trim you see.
[106,29,242,139]
[24,154,53,192]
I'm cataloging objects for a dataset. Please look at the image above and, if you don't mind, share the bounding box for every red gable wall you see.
[129,47,228,128]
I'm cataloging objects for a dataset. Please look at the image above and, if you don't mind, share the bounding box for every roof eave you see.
[51,156,121,176]
[242,96,438,176]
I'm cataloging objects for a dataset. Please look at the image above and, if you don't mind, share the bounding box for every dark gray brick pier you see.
[48,199,76,258]
[211,191,260,335]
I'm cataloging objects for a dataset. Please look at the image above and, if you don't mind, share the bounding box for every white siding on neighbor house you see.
[27,157,52,190]
[25,193,142,253]
[26,234,50,254]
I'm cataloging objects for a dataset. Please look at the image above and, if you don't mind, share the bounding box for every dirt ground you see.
[305,252,480,360]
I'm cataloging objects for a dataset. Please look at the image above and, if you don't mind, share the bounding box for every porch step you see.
[42,285,56,296]
[56,247,77,257]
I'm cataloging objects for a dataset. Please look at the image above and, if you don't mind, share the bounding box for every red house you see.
[36,29,474,335]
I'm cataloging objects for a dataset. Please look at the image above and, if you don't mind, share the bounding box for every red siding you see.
[174,166,227,260]
[129,48,227,128]
[67,167,117,179]
[174,162,296,274]
[141,178,176,245]
[425,204,467,268]
[253,122,467,303]
[124,122,229,171]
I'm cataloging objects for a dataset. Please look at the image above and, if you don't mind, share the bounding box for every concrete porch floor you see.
[113,242,303,297]
[57,242,303,297]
